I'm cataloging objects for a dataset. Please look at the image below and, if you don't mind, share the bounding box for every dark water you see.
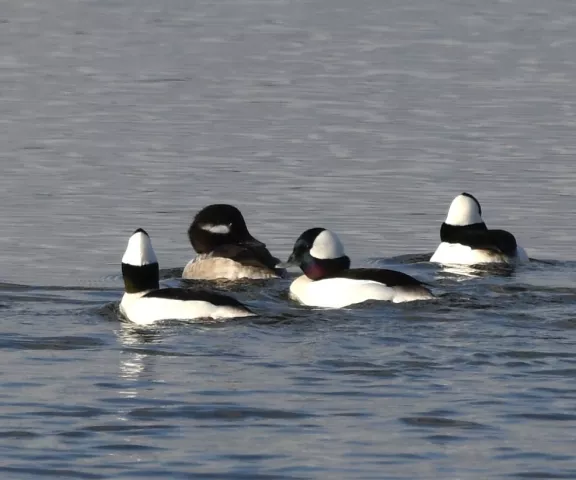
[2,0,576,478]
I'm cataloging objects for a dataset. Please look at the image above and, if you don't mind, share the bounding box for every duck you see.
[183,204,286,281]
[430,192,529,265]
[120,228,255,325]
[278,228,433,308]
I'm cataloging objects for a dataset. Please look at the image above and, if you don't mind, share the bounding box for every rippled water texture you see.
[1,0,576,478]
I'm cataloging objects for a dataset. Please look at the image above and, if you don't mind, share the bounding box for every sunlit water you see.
[1,0,576,478]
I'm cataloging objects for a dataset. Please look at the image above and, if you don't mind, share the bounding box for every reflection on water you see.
[117,326,162,385]
[119,351,149,384]
[436,263,518,279]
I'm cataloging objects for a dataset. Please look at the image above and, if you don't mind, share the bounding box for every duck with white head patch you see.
[183,204,286,281]
[121,229,255,325]
[430,192,529,265]
[279,228,433,308]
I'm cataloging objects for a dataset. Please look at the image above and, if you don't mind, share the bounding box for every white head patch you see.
[122,230,158,266]
[201,224,231,235]
[310,230,346,260]
[445,194,483,226]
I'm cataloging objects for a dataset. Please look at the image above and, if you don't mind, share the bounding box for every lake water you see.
[2,0,576,478]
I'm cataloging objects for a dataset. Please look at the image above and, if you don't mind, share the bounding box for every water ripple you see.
[129,404,315,421]
[401,416,490,430]
[0,467,104,479]
[0,335,107,351]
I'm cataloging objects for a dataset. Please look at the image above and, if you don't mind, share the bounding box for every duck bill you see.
[276,252,298,269]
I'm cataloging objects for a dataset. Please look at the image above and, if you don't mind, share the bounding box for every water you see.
[2,0,576,477]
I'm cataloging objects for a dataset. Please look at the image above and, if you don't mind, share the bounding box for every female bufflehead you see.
[121,228,255,325]
[183,204,286,281]
[430,192,529,265]
[279,228,433,308]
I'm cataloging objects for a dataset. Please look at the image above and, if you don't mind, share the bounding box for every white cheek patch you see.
[201,224,231,234]
[122,231,158,266]
[310,230,346,259]
[445,195,483,226]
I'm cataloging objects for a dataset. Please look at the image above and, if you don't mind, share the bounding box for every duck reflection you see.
[116,324,162,385]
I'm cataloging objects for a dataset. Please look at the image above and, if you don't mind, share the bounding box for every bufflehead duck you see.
[430,192,529,265]
[279,228,433,308]
[183,204,286,281]
[121,228,255,325]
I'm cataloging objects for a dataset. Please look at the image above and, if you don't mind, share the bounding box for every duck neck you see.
[301,254,351,280]
[440,222,487,243]
[122,263,160,293]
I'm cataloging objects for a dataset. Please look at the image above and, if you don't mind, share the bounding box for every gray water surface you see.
[2,0,576,478]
